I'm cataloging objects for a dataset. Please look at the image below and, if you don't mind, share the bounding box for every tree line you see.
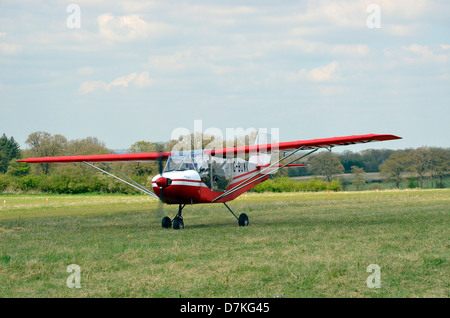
[287,147,449,190]
[0,132,160,194]
[0,132,449,193]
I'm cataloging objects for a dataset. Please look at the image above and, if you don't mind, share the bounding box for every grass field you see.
[0,190,449,298]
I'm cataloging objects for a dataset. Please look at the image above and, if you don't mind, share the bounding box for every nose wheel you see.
[161,216,172,228]
[161,204,185,230]
[172,216,184,230]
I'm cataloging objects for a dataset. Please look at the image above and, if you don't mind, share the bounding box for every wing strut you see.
[83,161,160,200]
[212,146,319,203]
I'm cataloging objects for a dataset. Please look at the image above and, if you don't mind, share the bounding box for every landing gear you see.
[238,213,249,227]
[224,202,249,227]
[173,216,184,230]
[161,203,249,229]
[161,216,172,229]
[161,204,185,230]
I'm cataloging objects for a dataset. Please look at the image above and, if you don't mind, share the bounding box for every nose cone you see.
[156,176,171,188]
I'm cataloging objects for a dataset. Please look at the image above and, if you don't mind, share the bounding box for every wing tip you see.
[376,134,402,141]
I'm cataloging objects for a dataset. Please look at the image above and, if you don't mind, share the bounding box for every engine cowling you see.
[156,177,172,188]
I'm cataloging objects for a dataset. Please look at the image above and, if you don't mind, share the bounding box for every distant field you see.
[0,190,449,297]
[294,174,450,191]
[294,172,384,182]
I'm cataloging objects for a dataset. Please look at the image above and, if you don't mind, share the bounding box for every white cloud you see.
[77,67,95,76]
[108,72,137,88]
[78,80,108,94]
[118,1,160,13]
[274,39,370,58]
[0,42,21,55]
[148,51,190,72]
[288,61,339,82]
[385,24,418,37]
[380,44,450,78]
[184,5,260,17]
[134,71,154,88]
[147,50,233,75]
[97,13,170,43]
[330,44,369,57]
[403,44,433,57]
[399,44,448,64]
[0,33,21,55]
[261,0,433,34]
[375,0,430,19]
[307,61,339,82]
[262,2,365,28]
[79,72,153,94]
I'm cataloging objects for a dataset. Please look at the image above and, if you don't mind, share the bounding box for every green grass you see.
[0,190,449,298]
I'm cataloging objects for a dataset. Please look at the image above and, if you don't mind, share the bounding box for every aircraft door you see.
[211,159,232,192]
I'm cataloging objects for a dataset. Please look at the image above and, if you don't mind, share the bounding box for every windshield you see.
[164,153,195,172]
[164,150,207,172]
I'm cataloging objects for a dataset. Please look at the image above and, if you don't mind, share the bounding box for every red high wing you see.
[18,134,401,163]
[17,152,173,163]
[206,134,401,157]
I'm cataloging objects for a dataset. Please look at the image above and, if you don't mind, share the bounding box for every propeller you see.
[155,145,169,227]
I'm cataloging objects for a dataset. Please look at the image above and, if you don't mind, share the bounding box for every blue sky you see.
[1,0,449,152]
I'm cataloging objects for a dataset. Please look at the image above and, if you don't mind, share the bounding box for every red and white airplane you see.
[19,133,401,229]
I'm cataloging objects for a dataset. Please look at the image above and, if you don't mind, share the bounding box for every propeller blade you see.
[158,151,164,202]
[156,147,167,225]
[158,152,163,176]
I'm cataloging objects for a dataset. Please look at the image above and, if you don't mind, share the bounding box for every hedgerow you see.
[251,177,342,193]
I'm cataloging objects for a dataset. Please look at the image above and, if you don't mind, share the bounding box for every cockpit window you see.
[197,156,233,191]
[164,150,207,172]
[164,153,195,172]
[164,150,233,191]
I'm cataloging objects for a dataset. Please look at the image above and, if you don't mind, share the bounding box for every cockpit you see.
[164,150,233,191]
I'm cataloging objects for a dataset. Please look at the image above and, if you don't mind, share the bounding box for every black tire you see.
[173,216,184,230]
[161,216,172,229]
[238,213,249,227]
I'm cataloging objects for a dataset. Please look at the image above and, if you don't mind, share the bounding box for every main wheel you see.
[173,216,184,230]
[238,213,249,226]
[161,216,172,229]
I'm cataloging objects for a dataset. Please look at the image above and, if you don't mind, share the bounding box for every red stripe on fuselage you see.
[152,170,268,204]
